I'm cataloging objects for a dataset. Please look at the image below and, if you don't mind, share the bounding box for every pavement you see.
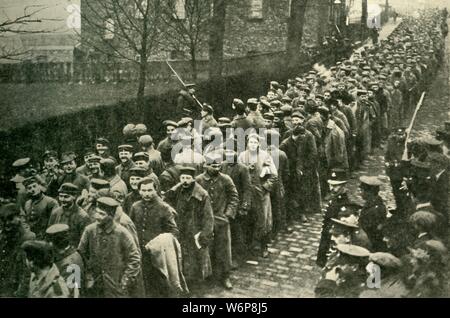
[200,18,450,298]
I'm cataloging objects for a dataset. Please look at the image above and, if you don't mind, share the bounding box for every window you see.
[249,0,263,20]
[104,18,114,40]
[288,0,292,17]
[173,0,186,20]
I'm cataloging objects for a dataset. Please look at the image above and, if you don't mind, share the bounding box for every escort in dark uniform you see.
[316,169,353,268]
[358,176,387,252]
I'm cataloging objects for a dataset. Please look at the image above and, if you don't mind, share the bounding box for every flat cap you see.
[46,224,70,235]
[204,152,224,165]
[369,252,402,269]
[133,152,150,162]
[58,183,80,196]
[247,98,259,105]
[178,166,197,177]
[118,144,133,152]
[138,135,154,146]
[280,105,293,114]
[60,152,77,165]
[177,117,193,127]
[218,117,231,124]
[336,244,370,258]
[291,111,305,120]
[163,120,178,128]
[87,155,102,163]
[122,123,136,136]
[359,176,383,187]
[96,196,120,215]
[100,158,116,168]
[23,175,45,187]
[260,99,271,109]
[12,158,30,168]
[95,137,110,145]
[82,148,96,157]
[43,150,58,160]
[134,124,147,135]
[281,96,292,103]
[129,166,148,178]
[274,110,284,118]
[409,211,437,227]
[263,112,275,120]
[90,178,110,190]
[357,89,368,96]
[328,168,347,185]
[331,215,359,229]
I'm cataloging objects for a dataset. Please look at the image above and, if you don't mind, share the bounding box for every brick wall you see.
[222,0,289,58]
[80,0,334,60]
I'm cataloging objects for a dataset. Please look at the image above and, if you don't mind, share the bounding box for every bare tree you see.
[0,5,59,61]
[160,0,212,80]
[80,0,164,106]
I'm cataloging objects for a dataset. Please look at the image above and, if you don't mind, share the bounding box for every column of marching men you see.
[0,8,449,298]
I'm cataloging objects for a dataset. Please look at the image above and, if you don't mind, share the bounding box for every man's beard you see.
[181,182,194,189]
[208,169,220,177]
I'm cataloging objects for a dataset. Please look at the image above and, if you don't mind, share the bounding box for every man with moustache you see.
[129,178,179,297]
[139,135,164,177]
[40,150,63,198]
[196,152,239,290]
[22,176,59,239]
[100,158,128,201]
[281,112,320,224]
[58,152,90,196]
[76,148,97,177]
[157,120,179,166]
[115,144,136,189]
[78,196,142,297]
[123,167,147,215]
[133,152,161,194]
[81,178,111,221]
[48,183,91,247]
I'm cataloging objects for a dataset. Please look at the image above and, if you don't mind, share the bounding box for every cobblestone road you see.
[201,19,450,298]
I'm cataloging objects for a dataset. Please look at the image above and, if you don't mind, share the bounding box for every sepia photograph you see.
[0,0,449,301]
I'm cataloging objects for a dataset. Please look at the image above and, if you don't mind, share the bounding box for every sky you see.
[0,0,80,35]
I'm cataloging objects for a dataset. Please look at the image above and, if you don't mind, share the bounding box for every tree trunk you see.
[316,0,329,46]
[208,0,227,106]
[208,0,226,81]
[361,0,368,39]
[286,0,309,70]
[137,58,147,107]
[190,46,198,81]
[137,8,149,109]
[385,0,389,21]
